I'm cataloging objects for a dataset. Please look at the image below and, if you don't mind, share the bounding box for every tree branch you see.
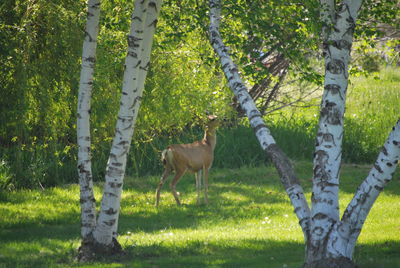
[209,0,311,239]
[341,119,400,256]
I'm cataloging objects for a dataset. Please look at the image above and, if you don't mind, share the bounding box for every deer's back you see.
[166,141,213,172]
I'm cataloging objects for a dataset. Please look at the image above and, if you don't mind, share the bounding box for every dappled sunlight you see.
[1,164,400,267]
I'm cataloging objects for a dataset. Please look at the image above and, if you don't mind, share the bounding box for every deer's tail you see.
[161,148,175,169]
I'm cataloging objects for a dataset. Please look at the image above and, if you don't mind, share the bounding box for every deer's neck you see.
[204,129,217,151]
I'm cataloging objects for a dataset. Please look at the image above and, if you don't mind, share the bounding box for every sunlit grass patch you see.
[0,163,399,267]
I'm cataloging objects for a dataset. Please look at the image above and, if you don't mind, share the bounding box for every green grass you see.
[1,162,400,267]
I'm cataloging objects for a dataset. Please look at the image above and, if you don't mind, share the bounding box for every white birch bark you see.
[209,0,311,240]
[77,0,101,239]
[93,0,163,246]
[340,120,400,256]
[307,1,362,262]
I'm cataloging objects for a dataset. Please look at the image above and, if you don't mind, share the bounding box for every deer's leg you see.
[203,166,209,204]
[195,169,202,205]
[155,166,172,207]
[170,168,186,205]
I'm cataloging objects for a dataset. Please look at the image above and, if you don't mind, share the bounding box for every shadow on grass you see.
[2,222,399,268]
[127,238,305,268]
[1,214,399,267]
[126,239,400,268]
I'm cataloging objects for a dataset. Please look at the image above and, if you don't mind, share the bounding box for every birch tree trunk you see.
[209,0,400,267]
[77,0,100,240]
[307,0,362,264]
[77,0,163,260]
[92,0,163,247]
[209,0,311,241]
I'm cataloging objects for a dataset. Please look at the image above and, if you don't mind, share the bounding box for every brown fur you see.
[155,115,219,206]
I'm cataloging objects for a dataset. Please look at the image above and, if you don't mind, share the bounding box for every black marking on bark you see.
[129,96,142,109]
[324,84,343,100]
[149,1,158,12]
[131,16,142,22]
[232,81,242,90]
[382,146,388,156]
[134,60,141,69]
[333,39,352,51]
[109,153,117,160]
[311,195,335,206]
[148,19,158,28]
[253,123,266,134]
[111,162,123,167]
[128,51,138,58]
[312,213,328,221]
[104,219,116,226]
[107,166,125,177]
[314,150,330,181]
[321,101,341,125]
[320,132,335,144]
[104,191,118,197]
[84,30,94,42]
[393,140,399,146]
[104,207,118,215]
[117,141,129,146]
[140,62,150,71]
[91,2,100,8]
[108,181,122,188]
[240,96,249,105]
[127,35,142,48]
[386,162,393,167]
[374,163,383,174]
[326,59,345,75]
[312,226,324,237]
[249,109,261,119]
[84,56,96,63]
[230,66,238,73]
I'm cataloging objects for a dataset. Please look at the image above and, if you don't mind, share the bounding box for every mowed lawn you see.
[0,161,399,268]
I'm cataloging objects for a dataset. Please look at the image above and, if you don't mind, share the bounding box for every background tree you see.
[209,0,400,267]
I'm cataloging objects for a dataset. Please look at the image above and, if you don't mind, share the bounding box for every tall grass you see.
[0,67,398,189]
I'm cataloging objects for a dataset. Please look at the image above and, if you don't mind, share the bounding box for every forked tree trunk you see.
[77,0,100,240]
[77,0,163,260]
[209,0,400,267]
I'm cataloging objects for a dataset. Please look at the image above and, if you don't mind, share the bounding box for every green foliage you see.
[0,0,399,189]
[219,0,322,85]
[0,163,399,267]
[0,0,85,144]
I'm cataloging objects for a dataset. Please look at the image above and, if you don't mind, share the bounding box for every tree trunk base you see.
[303,257,357,268]
[77,235,123,262]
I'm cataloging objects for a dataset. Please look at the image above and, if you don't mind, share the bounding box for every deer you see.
[155,115,220,206]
